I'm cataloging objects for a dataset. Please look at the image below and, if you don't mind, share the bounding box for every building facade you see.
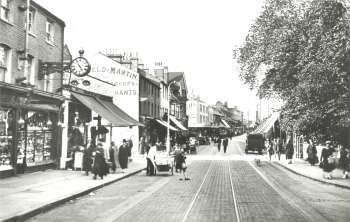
[0,0,65,177]
[187,95,210,128]
[168,72,188,129]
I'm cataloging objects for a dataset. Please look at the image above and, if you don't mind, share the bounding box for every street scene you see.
[1,0,350,221]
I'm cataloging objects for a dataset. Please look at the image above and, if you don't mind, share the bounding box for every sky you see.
[35,0,264,121]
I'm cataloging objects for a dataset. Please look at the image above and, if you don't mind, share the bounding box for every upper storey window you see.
[0,0,10,22]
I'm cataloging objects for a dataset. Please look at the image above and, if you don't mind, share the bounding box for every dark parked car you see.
[245,134,265,154]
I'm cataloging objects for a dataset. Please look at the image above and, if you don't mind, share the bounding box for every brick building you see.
[0,0,65,177]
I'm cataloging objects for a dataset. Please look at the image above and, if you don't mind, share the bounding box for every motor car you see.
[245,133,265,154]
[197,136,210,145]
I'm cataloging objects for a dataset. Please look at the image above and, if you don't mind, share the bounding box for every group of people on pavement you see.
[266,136,350,180]
[216,137,229,153]
[318,141,350,179]
[305,139,350,179]
[266,137,290,162]
[80,138,133,180]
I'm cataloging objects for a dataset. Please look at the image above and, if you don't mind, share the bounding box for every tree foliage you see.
[235,0,350,141]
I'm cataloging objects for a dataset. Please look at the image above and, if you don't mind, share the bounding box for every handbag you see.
[181,162,187,169]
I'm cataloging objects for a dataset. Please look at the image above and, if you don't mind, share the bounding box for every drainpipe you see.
[23,0,30,84]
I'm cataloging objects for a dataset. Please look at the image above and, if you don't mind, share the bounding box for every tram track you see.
[181,158,240,222]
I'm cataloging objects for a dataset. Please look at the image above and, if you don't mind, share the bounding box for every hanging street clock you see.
[70,56,91,77]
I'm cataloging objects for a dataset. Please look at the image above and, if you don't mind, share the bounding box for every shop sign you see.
[63,53,139,119]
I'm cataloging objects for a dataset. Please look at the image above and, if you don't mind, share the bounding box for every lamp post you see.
[166,81,177,154]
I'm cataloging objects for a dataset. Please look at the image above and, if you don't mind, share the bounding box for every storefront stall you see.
[0,83,64,177]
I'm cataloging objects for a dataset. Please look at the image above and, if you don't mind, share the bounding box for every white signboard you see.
[63,52,139,120]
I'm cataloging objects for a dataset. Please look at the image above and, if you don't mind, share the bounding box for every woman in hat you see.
[118,139,129,171]
[338,144,349,179]
[92,143,108,179]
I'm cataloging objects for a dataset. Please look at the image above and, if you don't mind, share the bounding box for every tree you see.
[235,0,350,142]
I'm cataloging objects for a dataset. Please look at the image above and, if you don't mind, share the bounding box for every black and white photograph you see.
[0,0,350,221]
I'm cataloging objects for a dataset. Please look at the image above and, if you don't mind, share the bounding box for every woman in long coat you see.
[83,140,94,175]
[338,145,349,179]
[119,139,129,170]
[306,139,318,166]
[92,143,108,179]
[109,141,120,173]
[286,139,294,164]
[320,141,336,179]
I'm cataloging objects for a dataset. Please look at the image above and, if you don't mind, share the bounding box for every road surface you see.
[28,135,350,222]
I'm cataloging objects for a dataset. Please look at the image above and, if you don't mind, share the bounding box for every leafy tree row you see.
[235,0,350,143]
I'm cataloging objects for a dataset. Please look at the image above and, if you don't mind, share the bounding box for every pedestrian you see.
[175,147,190,180]
[285,138,294,164]
[217,137,222,152]
[223,137,228,154]
[276,138,282,161]
[338,144,349,179]
[109,141,120,173]
[267,139,274,161]
[92,143,108,180]
[306,139,318,166]
[82,140,94,176]
[119,139,129,171]
[146,140,157,176]
[127,138,133,157]
[320,141,336,179]
[272,138,278,159]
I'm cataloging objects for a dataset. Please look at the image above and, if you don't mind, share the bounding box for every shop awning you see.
[71,92,142,127]
[96,98,143,127]
[221,119,230,128]
[253,112,279,134]
[155,119,179,131]
[169,115,188,131]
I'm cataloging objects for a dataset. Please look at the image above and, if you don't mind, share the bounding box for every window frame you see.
[0,0,10,22]
[45,20,55,43]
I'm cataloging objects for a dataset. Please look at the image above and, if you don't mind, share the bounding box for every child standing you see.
[175,148,190,180]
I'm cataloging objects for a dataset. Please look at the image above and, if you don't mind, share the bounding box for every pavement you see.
[0,156,146,222]
[268,153,350,190]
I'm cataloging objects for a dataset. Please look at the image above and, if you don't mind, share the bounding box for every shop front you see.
[0,84,64,178]
[60,87,142,169]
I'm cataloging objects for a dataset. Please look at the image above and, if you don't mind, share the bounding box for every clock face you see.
[70,57,91,77]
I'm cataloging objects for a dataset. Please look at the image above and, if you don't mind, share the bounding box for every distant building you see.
[186,95,210,128]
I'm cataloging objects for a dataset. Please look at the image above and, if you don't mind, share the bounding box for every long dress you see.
[321,148,335,172]
[118,145,129,169]
[338,149,349,171]
[92,148,108,178]
[82,145,93,172]
[306,145,318,165]
[113,145,120,170]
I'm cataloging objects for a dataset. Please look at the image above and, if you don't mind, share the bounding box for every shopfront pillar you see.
[59,99,69,169]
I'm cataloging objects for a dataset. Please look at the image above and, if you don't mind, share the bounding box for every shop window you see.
[45,20,54,43]
[0,0,10,22]
[0,109,14,170]
[17,111,54,166]
[0,44,10,82]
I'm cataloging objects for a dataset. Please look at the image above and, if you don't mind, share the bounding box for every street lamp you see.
[166,81,177,154]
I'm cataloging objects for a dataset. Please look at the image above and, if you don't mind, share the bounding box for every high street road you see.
[27,135,350,222]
